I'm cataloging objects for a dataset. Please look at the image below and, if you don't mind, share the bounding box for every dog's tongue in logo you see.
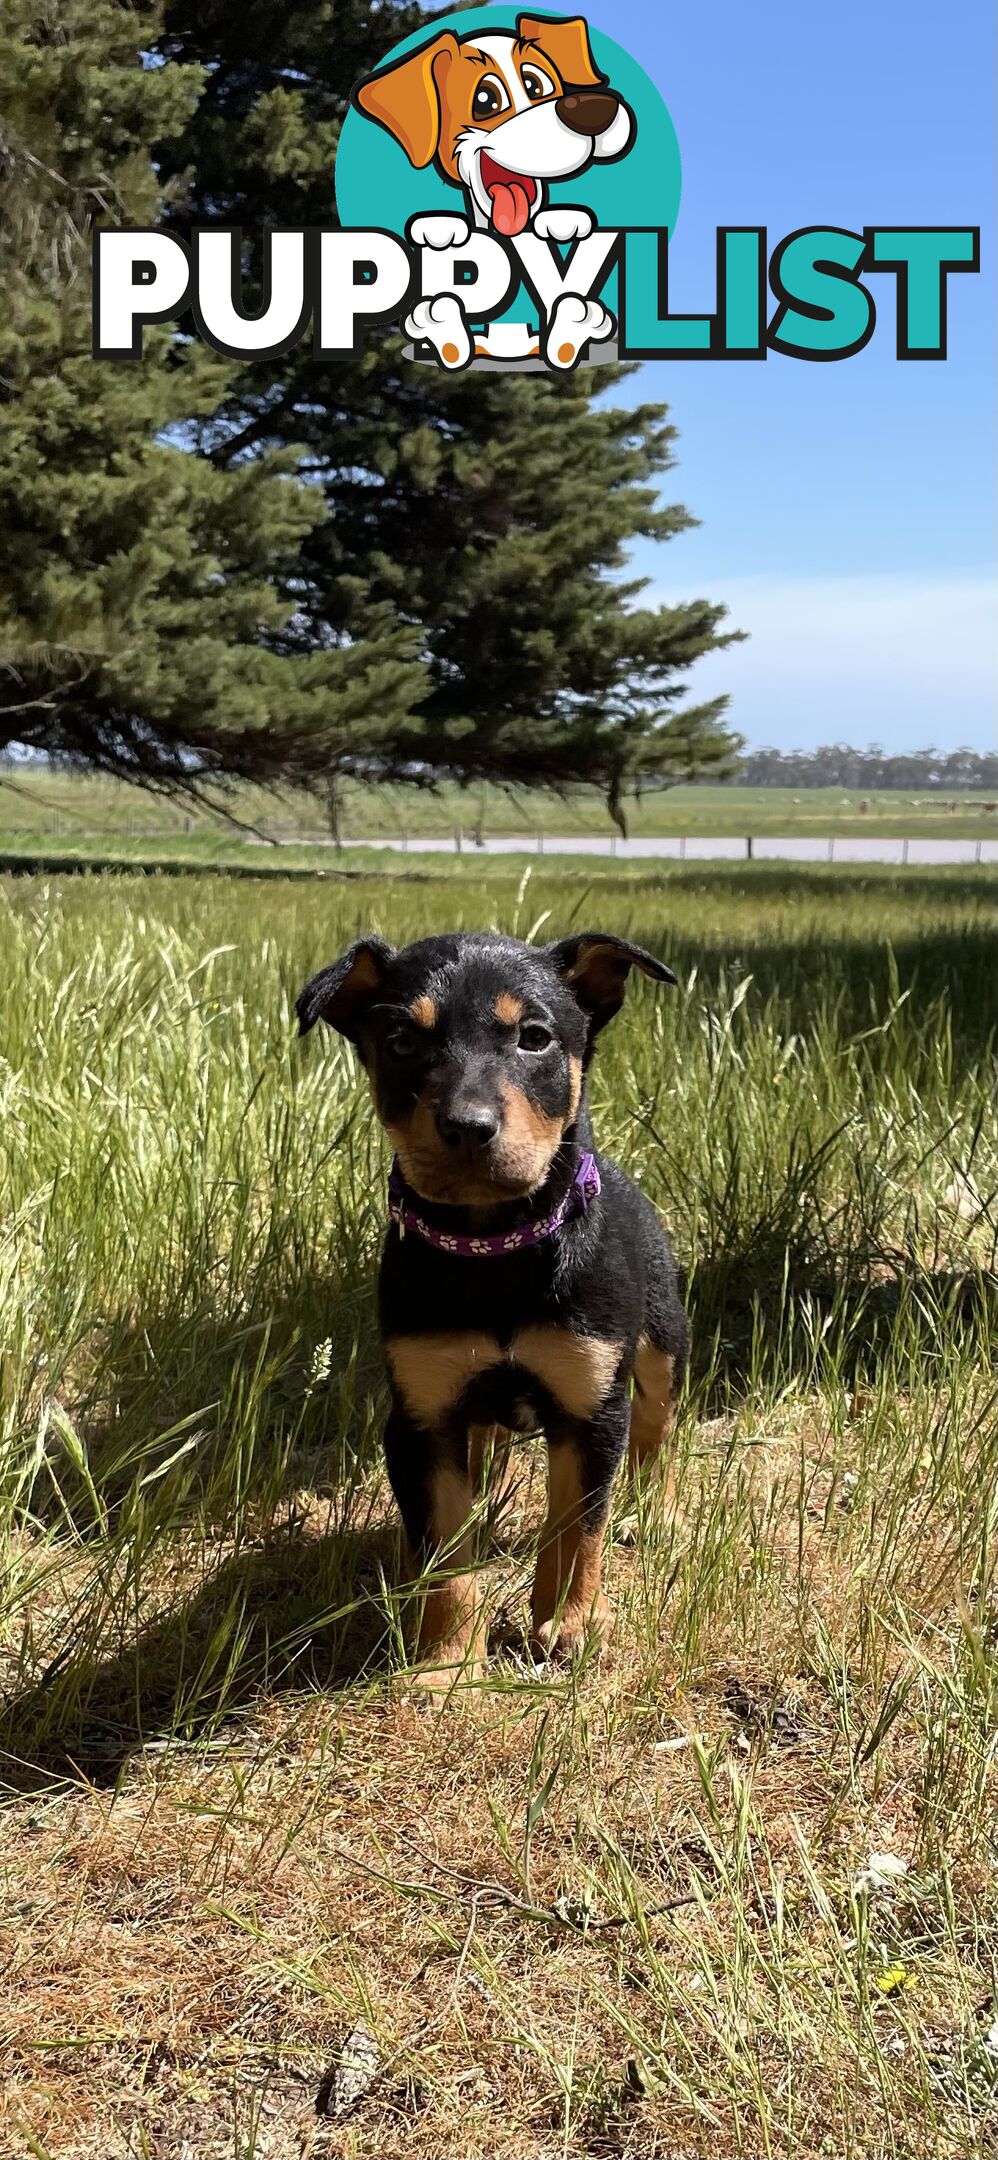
[480,152,538,238]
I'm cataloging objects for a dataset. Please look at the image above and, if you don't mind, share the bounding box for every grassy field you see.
[0,860,996,2159]
[2,766,997,854]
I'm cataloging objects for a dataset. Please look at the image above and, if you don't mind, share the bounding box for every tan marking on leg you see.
[494,991,524,1025]
[530,1442,609,1657]
[407,994,438,1028]
[629,1337,677,1478]
[513,1325,622,1420]
[386,1332,502,1430]
[416,1461,482,1680]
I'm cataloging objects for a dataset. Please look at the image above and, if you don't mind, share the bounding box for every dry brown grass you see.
[4,1406,996,2160]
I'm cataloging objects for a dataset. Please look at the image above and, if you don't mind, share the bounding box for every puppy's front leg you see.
[530,1391,629,1658]
[384,1399,483,1681]
[629,1336,679,1483]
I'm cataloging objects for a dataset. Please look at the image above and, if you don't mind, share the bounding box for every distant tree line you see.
[724,745,998,791]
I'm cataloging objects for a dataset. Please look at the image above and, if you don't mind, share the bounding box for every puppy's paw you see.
[533,205,594,243]
[405,294,470,369]
[544,293,614,370]
[406,1658,484,1701]
[409,213,470,250]
[531,1596,611,1662]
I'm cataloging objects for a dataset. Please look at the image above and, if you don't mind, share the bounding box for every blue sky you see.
[426,0,996,751]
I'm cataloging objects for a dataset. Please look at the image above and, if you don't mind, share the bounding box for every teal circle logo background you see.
[335,7,682,331]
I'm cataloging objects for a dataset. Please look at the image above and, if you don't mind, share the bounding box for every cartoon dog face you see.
[354,13,635,237]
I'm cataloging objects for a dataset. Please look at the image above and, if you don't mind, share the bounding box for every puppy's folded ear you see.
[297,938,396,1042]
[516,15,604,88]
[353,32,459,169]
[547,932,676,1035]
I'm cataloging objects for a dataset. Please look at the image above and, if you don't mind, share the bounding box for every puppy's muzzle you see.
[435,1101,501,1150]
[556,89,621,136]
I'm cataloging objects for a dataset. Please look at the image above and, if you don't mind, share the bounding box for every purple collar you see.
[387,1151,601,1258]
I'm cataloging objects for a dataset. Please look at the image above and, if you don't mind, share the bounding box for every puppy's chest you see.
[379,1231,628,1430]
[385,1322,624,1431]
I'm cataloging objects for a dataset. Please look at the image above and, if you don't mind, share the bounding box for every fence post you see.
[746,835,753,861]
[976,839,982,864]
[827,836,834,863]
[679,833,686,860]
[538,832,543,854]
[902,836,909,865]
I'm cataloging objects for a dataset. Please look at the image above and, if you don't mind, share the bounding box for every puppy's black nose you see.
[556,89,619,136]
[436,1103,500,1149]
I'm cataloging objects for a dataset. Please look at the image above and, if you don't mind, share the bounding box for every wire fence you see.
[15,818,998,867]
[288,832,998,864]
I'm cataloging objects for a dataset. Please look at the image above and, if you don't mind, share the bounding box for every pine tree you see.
[0,0,423,797]
[157,0,743,827]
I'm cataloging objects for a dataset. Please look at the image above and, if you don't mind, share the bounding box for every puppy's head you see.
[297,930,674,1208]
[353,15,635,237]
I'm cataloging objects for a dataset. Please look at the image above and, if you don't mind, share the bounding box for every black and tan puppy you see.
[297,931,688,1679]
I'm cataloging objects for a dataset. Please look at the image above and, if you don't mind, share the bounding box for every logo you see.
[92,8,980,371]
[338,8,671,371]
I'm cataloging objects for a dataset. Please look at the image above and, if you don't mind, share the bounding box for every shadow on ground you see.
[0,1515,399,1794]
[44,1260,385,1523]
[3,1247,994,1794]
[660,913,996,1066]
[686,1250,998,1400]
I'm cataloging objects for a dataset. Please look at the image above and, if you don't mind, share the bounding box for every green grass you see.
[0,861,996,2158]
[2,764,997,850]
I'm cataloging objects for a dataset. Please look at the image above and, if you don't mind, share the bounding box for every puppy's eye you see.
[473,75,508,119]
[518,1022,554,1053]
[521,65,554,102]
[386,1027,420,1060]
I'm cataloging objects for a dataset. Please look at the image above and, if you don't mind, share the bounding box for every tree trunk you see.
[326,772,341,850]
[607,771,629,840]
